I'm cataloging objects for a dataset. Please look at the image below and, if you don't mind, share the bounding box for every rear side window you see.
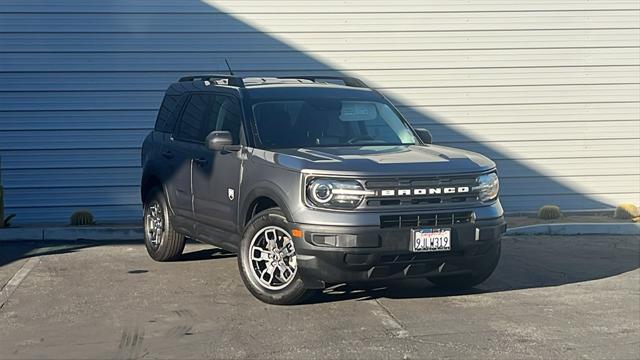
[154,95,182,133]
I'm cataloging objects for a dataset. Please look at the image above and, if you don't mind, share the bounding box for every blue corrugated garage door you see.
[1,0,639,224]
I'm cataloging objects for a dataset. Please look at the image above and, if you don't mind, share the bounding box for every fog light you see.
[311,234,358,247]
[312,234,337,246]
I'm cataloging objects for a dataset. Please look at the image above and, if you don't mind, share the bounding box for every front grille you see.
[363,175,480,208]
[379,211,473,229]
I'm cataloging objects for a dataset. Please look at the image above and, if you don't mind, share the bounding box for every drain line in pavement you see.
[368,299,409,338]
[0,257,40,310]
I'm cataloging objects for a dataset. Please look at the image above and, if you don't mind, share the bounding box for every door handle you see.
[161,150,174,159]
[193,157,208,165]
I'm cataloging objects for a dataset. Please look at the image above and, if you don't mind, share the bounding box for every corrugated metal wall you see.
[1,0,639,224]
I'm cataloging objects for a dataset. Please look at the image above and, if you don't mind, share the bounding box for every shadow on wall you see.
[0,0,616,224]
[142,0,611,210]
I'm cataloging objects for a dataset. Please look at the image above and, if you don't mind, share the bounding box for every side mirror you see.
[205,131,233,151]
[415,128,432,144]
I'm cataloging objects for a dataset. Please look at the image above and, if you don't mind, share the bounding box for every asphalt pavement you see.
[0,235,638,359]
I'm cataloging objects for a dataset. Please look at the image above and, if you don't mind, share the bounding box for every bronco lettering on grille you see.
[378,187,470,196]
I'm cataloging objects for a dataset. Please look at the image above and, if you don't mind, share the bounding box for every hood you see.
[251,145,495,176]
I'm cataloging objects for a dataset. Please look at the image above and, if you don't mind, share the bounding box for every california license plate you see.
[411,228,451,252]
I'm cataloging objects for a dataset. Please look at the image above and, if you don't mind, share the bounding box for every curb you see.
[0,227,44,241]
[0,226,144,242]
[44,226,144,241]
[505,223,640,236]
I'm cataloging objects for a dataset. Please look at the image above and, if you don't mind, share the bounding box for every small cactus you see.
[613,203,639,220]
[538,205,562,220]
[69,210,95,226]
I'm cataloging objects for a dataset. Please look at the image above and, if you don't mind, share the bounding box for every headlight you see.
[306,178,374,209]
[475,172,499,202]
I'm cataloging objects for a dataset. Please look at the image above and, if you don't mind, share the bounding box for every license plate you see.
[411,228,451,252]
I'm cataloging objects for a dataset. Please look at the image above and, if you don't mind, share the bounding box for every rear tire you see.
[237,208,311,305]
[143,186,186,262]
[427,242,501,290]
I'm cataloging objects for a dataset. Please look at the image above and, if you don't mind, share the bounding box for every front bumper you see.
[291,216,507,288]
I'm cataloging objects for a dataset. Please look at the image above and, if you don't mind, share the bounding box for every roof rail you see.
[178,74,245,87]
[279,75,368,88]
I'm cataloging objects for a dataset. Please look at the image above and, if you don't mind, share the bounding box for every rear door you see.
[152,94,187,213]
[166,93,213,219]
[191,93,245,234]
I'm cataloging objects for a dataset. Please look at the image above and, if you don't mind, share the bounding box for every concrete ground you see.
[0,235,638,360]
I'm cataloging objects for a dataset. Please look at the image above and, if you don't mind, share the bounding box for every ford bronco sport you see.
[141,75,506,304]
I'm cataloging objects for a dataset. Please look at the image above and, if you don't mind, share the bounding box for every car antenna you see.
[224,58,235,75]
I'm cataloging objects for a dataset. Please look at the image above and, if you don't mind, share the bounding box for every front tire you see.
[143,186,186,262]
[237,209,311,305]
[427,242,501,290]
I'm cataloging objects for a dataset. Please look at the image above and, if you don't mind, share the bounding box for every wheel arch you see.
[241,185,295,229]
[141,162,172,206]
[141,173,163,203]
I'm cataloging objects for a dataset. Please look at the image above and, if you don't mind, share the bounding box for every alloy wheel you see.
[145,201,164,248]
[249,226,298,290]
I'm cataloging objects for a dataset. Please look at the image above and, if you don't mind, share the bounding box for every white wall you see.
[0,0,639,224]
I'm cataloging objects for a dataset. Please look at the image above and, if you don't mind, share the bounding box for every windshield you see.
[251,99,417,148]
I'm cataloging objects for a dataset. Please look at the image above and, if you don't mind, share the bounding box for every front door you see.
[191,94,244,234]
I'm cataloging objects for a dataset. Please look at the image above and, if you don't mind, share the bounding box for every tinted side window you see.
[203,95,242,144]
[154,95,182,132]
[174,94,213,142]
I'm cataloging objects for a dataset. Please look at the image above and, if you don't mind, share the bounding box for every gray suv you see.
[141,75,506,304]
